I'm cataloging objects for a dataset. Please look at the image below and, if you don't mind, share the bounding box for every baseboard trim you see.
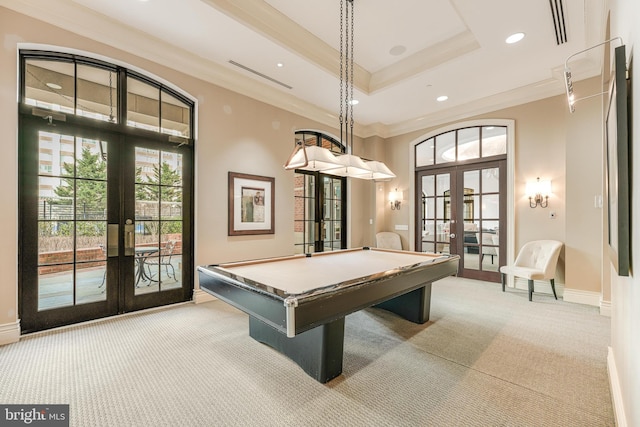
[599,300,612,317]
[608,346,627,427]
[0,320,21,346]
[562,288,601,307]
[193,288,215,304]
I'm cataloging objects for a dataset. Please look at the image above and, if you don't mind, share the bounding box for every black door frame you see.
[295,170,347,253]
[18,113,194,333]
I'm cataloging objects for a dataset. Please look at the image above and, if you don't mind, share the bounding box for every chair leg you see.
[501,273,506,292]
[528,279,534,301]
[550,278,557,300]
[165,262,176,280]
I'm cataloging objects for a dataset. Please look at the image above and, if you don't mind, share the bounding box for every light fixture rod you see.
[564,37,624,113]
[564,37,623,66]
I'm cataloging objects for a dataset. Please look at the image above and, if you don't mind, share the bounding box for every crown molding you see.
[373,76,580,139]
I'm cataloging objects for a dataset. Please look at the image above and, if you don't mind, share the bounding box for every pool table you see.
[197,247,459,383]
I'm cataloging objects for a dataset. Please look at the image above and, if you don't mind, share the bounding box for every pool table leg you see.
[374,283,432,323]
[248,316,345,383]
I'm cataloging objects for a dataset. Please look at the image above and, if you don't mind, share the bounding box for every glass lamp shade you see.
[366,160,396,181]
[284,145,341,172]
[388,189,403,202]
[283,142,307,170]
[324,153,372,179]
[525,178,551,198]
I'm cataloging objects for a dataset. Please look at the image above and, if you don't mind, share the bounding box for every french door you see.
[19,117,193,332]
[416,160,506,282]
[294,171,346,254]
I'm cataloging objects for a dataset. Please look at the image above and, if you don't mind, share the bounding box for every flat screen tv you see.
[605,44,630,276]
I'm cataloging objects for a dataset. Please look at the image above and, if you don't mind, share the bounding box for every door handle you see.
[107,224,119,257]
[449,233,456,239]
[124,219,135,256]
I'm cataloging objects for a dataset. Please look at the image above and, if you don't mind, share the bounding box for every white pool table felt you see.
[216,249,443,296]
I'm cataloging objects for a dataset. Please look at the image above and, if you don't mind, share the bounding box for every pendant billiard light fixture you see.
[284,0,395,181]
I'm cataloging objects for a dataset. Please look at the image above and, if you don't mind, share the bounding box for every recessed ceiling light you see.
[389,45,406,56]
[46,82,62,90]
[276,62,284,68]
[349,99,359,106]
[506,32,525,44]
[436,95,448,102]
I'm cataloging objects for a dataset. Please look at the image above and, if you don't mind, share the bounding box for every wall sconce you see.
[389,188,403,210]
[526,177,551,208]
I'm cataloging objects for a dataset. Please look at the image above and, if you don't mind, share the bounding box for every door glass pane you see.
[77,64,118,123]
[424,198,435,220]
[134,147,184,294]
[322,177,342,252]
[422,175,435,197]
[422,241,435,253]
[483,195,500,219]
[24,59,75,114]
[38,270,73,311]
[479,231,499,272]
[76,181,107,220]
[436,174,449,196]
[159,154,183,221]
[458,127,480,161]
[304,222,315,253]
[482,220,500,233]
[127,77,160,132]
[483,168,500,192]
[436,131,456,164]
[294,173,315,254]
[420,175,436,252]
[37,132,75,177]
[461,165,501,273]
[463,170,480,193]
[37,131,107,311]
[482,126,507,157]
[161,90,191,138]
[158,224,182,291]
[435,173,450,253]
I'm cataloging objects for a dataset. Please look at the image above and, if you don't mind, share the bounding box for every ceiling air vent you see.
[549,0,568,45]
[228,60,292,90]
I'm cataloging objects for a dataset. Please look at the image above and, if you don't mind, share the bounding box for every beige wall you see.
[379,91,604,296]
[0,9,19,334]
[609,0,640,425]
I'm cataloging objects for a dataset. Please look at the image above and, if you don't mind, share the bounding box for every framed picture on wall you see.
[228,172,275,236]
[605,44,630,276]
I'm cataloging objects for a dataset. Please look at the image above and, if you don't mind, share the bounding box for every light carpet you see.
[0,277,614,426]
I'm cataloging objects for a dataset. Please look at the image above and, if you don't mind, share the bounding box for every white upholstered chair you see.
[376,232,403,250]
[500,240,563,301]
